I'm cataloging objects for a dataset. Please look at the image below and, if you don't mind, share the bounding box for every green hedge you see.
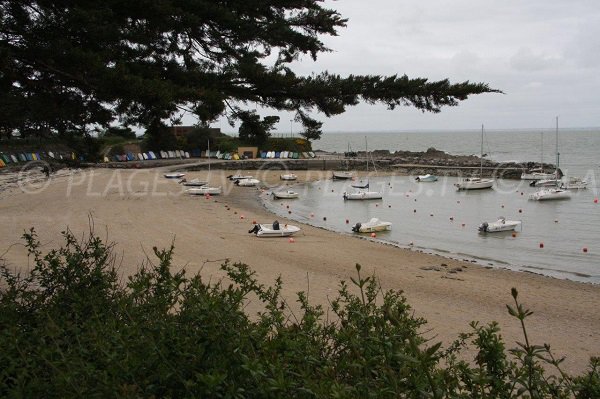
[0,229,598,398]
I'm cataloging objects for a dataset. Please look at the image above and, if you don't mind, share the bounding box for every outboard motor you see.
[272,220,280,230]
[529,180,537,187]
[352,222,361,233]
[343,192,348,201]
[248,224,260,234]
[478,222,489,233]
[234,179,240,185]
[415,176,420,182]
[227,174,233,180]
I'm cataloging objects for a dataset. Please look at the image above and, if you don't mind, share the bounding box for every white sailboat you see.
[343,137,383,200]
[272,190,299,199]
[189,140,222,195]
[521,132,556,180]
[455,125,495,190]
[530,117,571,201]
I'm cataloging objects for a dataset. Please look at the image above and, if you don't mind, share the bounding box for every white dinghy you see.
[280,173,297,181]
[248,221,300,237]
[415,174,438,182]
[343,190,383,200]
[351,218,392,233]
[187,186,222,195]
[228,174,254,181]
[478,217,521,233]
[272,190,299,199]
[332,171,354,180]
[178,178,208,187]
[164,173,185,179]
[235,178,260,187]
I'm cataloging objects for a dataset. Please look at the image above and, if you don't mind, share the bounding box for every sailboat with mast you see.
[521,132,556,180]
[187,140,222,195]
[529,117,570,201]
[454,125,495,190]
[343,136,383,200]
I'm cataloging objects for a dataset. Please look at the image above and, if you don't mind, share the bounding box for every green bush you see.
[1,229,598,397]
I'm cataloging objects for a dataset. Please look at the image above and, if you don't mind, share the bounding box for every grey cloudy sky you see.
[217,0,600,133]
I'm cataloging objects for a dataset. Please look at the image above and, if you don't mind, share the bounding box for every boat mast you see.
[207,139,211,174]
[540,132,544,168]
[480,124,484,176]
[555,116,560,169]
[365,136,368,173]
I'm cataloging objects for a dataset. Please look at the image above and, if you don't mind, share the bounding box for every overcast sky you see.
[215,0,600,133]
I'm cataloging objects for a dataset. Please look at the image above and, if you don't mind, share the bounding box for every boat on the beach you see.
[164,173,185,179]
[228,174,254,181]
[455,125,494,191]
[272,190,299,199]
[560,177,588,190]
[178,178,208,187]
[343,190,383,200]
[332,171,354,180]
[248,221,301,237]
[478,217,521,233]
[280,173,297,181]
[528,187,571,201]
[351,218,392,233]
[235,178,260,187]
[187,186,222,195]
[416,174,438,182]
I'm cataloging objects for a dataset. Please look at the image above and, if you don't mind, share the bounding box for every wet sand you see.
[1,166,598,374]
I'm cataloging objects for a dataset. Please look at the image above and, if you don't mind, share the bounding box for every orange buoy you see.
[288,237,295,243]
[511,232,516,238]
[461,223,465,227]
[594,197,599,204]
[518,209,522,213]
[252,220,257,224]
[234,211,237,214]
[288,210,291,214]
[539,242,544,248]
[286,205,289,209]
[521,192,524,196]
[583,247,588,253]
[370,232,376,238]
[345,219,349,224]
[323,216,327,221]
[240,215,245,219]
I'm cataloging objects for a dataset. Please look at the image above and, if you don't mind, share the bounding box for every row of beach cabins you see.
[0,151,80,168]
[0,149,319,169]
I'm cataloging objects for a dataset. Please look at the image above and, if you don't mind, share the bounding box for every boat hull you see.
[455,178,494,190]
[272,191,299,199]
[478,219,521,233]
[280,174,297,181]
[333,171,353,180]
[187,187,222,195]
[249,223,300,237]
[164,173,185,179]
[529,188,571,201]
[343,191,382,200]
[352,218,392,233]
[416,174,438,182]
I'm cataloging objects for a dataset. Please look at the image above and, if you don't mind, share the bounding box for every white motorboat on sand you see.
[272,190,299,199]
[478,217,521,233]
[178,178,207,187]
[248,221,300,237]
[235,178,260,187]
[280,173,297,181]
[352,218,392,233]
[187,186,222,195]
[164,173,185,179]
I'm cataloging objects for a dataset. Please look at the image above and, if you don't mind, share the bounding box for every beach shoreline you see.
[1,166,598,374]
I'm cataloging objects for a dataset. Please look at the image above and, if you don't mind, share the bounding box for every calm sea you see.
[262,129,600,284]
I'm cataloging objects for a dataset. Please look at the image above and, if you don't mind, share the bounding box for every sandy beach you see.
[1,165,598,374]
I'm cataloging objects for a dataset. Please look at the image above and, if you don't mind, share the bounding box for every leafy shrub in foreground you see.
[0,229,598,398]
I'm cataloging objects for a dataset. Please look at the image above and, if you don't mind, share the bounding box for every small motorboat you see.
[187,186,222,195]
[351,180,369,189]
[351,218,392,233]
[343,190,383,200]
[280,173,297,181]
[416,174,438,182]
[228,174,254,181]
[529,188,571,201]
[529,179,559,187]
[333,171,354,180]
[560,177,588,190]
[178,178,208,187]
[248,221,301,237]
[272,190,299,199]
[478,217,521,233]
[235,178,260,187]
[164,173,185,179]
